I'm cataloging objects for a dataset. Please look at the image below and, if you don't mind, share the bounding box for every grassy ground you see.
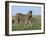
[12,15,41,31]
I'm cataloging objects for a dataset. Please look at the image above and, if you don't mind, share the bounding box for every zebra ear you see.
[29,11,32,13]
